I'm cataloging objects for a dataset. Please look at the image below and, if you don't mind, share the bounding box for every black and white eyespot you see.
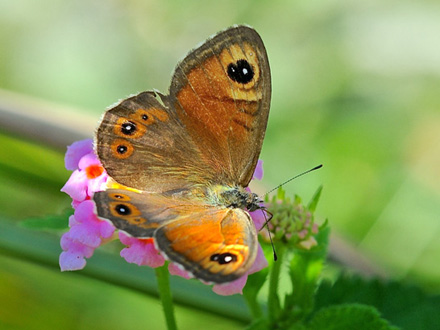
[115,204,131,216]
[210,253,238,265]
[227,59,254,84]
[121,121,137,135]
[117,145,128,154]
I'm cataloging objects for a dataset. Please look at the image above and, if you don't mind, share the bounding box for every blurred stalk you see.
[155,262,178,330]
[0,219,250,323]
[0,88,94,150]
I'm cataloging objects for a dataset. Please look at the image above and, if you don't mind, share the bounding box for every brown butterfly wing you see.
[170,25,271,187]
[96,91,214,192]
[94,188,258,283]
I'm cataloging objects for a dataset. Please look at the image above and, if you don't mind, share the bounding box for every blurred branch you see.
[0,89,96,150]
[0,89,389,279]
[328,233,388,279]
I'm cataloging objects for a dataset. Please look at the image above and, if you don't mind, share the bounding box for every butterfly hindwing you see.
[93,188,178,237]
[94,188,258,283]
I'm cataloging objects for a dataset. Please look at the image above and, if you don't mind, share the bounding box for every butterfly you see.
[93,25,271,283]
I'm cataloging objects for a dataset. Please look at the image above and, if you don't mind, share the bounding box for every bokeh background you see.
[1,0,439,329]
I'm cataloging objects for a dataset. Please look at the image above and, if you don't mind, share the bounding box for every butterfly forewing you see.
[96,91,214,192]
[170,25,271,187]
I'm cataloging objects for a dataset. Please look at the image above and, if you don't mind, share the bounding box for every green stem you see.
[267,244,286,323]
[155,262,178,330]
[243,289,263,318]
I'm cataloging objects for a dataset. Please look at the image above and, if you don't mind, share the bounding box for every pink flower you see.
[60,200,115,271]
[60,139,113,271]
[60,139,268,295]
[61,139,107,205]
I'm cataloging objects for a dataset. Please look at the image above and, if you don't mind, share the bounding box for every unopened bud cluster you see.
[260,190,319,250]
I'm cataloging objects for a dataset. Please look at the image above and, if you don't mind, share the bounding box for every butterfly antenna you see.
[260,208,277,261]
[263,164,323,197]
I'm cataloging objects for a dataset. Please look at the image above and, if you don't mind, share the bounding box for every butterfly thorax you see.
[207,185,261,212]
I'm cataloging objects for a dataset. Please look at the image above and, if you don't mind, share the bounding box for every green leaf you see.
[315,274,440,330]
[307,185,323,212]
[308,304,399,330]
[19,209,72,230]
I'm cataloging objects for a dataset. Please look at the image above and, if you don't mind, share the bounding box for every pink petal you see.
[119,232,165,268]
[168,263,193,279]
[67,224,102,248]
[68,214,79,227]
[248,244,268,275]
[59,251,87,271]
[74,200,96,223]
[87,173,108,196]
[213,275,248,296]
[252,159,264,180]
[78,152,101,171]
[61,170,88,202]
[64,139,93,170]
[250,209,267,230]
[98,220,116,239]
[60,235,94,257]
[59,234,95,271]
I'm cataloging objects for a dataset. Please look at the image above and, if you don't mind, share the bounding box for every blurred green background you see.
[1,0,439,329]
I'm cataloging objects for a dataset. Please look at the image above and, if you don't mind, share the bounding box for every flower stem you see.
[155,262,178,330]
[267,244,285,323]
[243,289,263,318]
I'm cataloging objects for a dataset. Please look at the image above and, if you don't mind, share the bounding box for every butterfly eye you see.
[227,59,254,84]
[210,253,238,265]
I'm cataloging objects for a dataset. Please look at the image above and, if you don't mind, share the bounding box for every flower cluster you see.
[260,189,320,250]
[60,139,267,295]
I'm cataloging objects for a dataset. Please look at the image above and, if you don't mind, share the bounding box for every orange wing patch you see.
[128,107,170,125]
